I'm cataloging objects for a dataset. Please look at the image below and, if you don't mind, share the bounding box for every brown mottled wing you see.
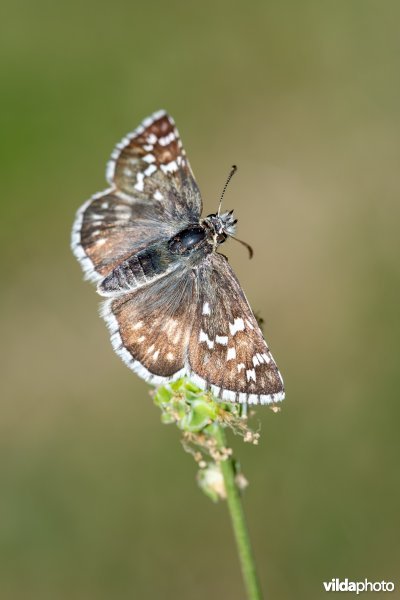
[107,110,200,218]
[71,110,202,283]
[101,267,197,384]
[188,253,285,405]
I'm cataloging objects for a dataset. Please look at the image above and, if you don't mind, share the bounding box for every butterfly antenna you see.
[230,235,254,259]
[218,165,237,216]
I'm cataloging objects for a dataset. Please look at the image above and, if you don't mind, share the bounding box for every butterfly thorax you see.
[168,211,237,258]
[168,225,211,256]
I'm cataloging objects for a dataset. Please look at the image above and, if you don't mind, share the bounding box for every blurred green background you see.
[1,1,399,598]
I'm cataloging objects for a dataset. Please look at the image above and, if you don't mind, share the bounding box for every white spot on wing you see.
[134,172,144,191]
[215,335,228,345]
[153,190,164,200]
[159,131,176,146]
[190,372,206,390]
[199,329,214,349]
[246,369,256,382]
[259,391,285,404]
[202,302,211,315]
[237,363,245,373]
[229,318,245,336]
[210,384,220,397]
[152,109,167,121]
[144,164,157,177]
[146,133,157,144]
[226,347,236,361]
[222,390,236,402]
[161,160,178,174]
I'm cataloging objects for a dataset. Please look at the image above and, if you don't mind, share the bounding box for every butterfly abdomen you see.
[98,225,214,297]
[97,242,177,296]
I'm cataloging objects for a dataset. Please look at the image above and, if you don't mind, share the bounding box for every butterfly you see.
[71,110,285,405]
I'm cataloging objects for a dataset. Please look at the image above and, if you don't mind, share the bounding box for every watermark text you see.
[323,578,395,594]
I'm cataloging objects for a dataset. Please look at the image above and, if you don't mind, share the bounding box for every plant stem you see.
[215,426,263,600]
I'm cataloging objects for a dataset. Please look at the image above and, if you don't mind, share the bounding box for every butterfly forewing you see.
[72,110,202,283]
[73,189,171,281]
[107,110,202,222]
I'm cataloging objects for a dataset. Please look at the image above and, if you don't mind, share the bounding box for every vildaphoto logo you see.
[323,578,395,594]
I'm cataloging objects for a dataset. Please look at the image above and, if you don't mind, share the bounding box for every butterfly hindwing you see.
[101,266,197,383]
[100,252,284,404]
[188,254,285,405]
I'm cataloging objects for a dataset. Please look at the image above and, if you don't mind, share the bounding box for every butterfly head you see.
[203,210,237,247]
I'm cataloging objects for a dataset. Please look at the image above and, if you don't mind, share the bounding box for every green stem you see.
[215,426,263,600]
